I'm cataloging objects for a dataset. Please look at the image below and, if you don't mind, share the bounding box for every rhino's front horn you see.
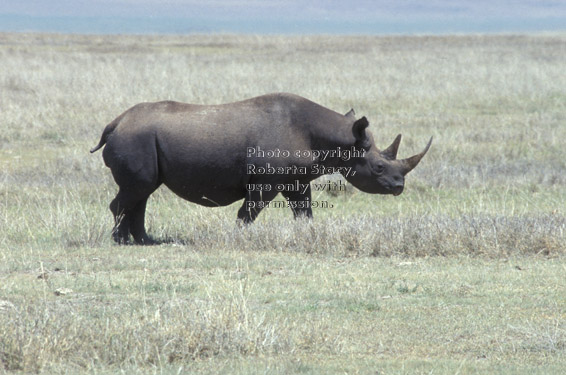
[401,137,433,175]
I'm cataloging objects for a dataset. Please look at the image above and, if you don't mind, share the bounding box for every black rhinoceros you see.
[91,93,431,244]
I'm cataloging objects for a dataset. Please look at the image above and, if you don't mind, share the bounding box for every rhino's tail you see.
[90,119,119,153]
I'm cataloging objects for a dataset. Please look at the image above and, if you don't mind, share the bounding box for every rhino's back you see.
[123,93,320,160]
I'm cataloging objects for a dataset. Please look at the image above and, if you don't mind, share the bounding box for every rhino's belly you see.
[162,175,246,207]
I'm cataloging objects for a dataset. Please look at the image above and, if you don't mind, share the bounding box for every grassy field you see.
[0,32,565,374]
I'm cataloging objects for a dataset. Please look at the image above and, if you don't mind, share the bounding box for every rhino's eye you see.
[372,163,385,175]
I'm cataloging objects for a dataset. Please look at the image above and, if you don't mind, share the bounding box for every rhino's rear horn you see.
[401,137,433,175]
[381,134,402,160]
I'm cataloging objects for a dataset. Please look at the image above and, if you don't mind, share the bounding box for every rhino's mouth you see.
[392,186,404,196]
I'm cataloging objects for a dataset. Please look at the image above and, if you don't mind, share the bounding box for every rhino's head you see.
[344,117,432,195]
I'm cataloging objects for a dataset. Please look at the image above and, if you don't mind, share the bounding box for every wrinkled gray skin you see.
[91,93,432,244]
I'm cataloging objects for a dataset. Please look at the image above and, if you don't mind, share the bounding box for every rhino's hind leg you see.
[110,194,131,244]
[110,189,156,245]
[129,197,155,245]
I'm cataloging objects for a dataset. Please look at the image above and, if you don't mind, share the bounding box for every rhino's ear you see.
[352,117,371,149]
[345,108,356,118]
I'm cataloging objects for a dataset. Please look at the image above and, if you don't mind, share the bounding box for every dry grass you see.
[1,32,565,373]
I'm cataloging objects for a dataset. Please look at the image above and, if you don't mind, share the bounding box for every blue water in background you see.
[1,14,565,35]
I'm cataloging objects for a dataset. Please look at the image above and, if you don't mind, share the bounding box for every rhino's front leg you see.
[237,189,279,223]
[282,183,313,219]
